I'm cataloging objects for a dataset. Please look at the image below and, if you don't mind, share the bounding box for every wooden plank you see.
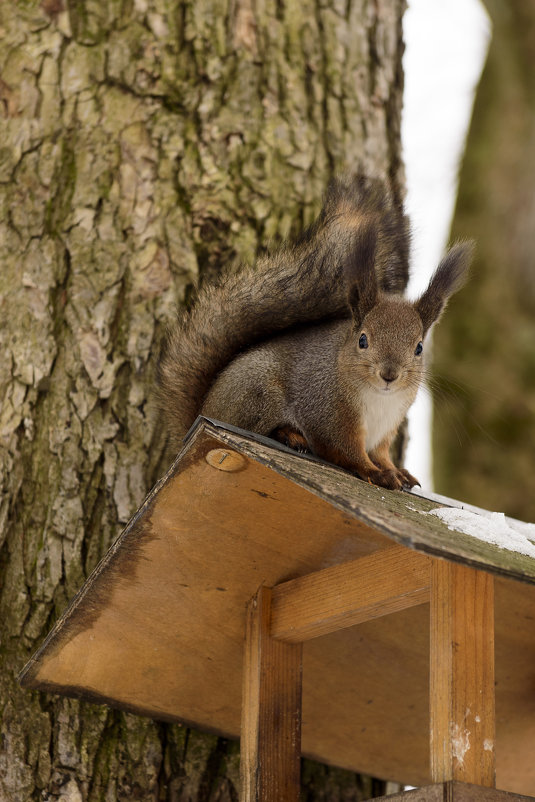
[430,560,496,787]
[371,782,535,802]
[206,421,535,585]
[240,585,303,802]
[18,421,535,794]
[270,545,431,642]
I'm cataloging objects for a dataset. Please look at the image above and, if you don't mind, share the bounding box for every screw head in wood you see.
[205,448,246,472]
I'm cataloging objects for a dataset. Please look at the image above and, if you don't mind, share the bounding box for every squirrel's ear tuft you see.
[416,240,474,335]
[345,222,379,328]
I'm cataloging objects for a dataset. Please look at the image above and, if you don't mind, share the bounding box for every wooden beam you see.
[240,585,303,802]
[430,559,496,787]
[270,545,430,643]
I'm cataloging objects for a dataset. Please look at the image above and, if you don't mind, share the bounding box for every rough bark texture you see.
[433,1,535,522]
[0,0,406,799]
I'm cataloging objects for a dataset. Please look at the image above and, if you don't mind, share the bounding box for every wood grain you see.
[430,560,496,787]
[208,422,535,585]
[270,545,431,642]
[241,585,303,802]
[18,423,535,794]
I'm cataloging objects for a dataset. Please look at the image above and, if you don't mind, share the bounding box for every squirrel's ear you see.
[416,240,474,335]
[345,223,379,328]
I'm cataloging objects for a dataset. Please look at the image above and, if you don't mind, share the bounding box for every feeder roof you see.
[20,419,535,795]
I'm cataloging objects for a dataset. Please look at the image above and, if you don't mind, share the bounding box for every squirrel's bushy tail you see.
[157,173,409,447]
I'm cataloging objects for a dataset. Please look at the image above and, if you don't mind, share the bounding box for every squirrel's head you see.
[342,226,474,394]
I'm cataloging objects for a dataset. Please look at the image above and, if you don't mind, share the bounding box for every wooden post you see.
[430,559,496,787]
[241,585,303,802]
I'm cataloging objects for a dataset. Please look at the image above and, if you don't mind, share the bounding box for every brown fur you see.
[157,174,473,489]
[157,174,409,445]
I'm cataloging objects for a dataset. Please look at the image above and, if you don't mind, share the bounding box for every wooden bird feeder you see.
[20,418,535,801]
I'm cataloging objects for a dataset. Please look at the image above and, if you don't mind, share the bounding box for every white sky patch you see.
[428,507,535,558]
[402,0,491,490]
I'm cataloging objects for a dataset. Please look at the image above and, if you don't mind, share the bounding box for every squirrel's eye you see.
[359,333,368,349]
[415,341,423,356]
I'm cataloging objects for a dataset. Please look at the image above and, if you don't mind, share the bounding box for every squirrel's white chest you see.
[361,387,411,452]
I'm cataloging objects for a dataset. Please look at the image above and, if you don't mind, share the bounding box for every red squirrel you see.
[157,174,473,490]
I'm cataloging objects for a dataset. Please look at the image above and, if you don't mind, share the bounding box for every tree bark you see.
[433,0,535,522]
[0,0,406,799]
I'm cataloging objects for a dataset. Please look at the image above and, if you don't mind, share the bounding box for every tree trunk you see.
[433,0,535,522]
[0,1,406,799]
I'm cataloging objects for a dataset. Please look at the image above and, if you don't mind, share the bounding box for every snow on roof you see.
[428,507,535,559]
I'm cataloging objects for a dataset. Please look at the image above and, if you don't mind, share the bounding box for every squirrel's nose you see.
[380,366,399,384]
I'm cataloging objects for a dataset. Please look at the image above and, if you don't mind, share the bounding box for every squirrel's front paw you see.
[398,468,420,489]
[365,467,403,491]
[363,466,420,491]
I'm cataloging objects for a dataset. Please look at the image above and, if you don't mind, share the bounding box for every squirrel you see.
[157,174,473,490]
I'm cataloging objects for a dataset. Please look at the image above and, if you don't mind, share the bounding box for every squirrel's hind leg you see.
[201,347,288,437]
[271,425,311,454]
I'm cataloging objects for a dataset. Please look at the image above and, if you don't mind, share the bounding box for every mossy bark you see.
[433,1,535,522]
[0,0,406,798]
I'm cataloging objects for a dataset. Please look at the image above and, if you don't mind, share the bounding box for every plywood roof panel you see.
[19,419,535,795]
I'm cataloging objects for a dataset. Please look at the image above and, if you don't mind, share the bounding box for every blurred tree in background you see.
[433,0,535,522]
